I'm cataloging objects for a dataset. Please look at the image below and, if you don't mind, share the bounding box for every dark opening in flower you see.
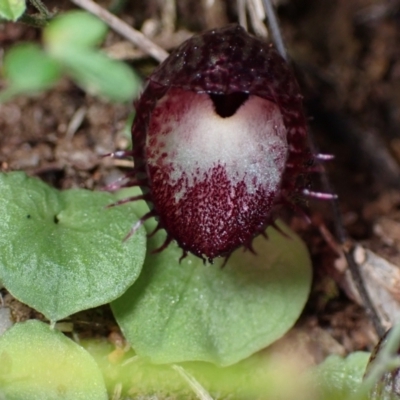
[209,93,250,118]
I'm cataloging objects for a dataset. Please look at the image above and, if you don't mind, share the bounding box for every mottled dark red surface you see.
[130,24,310,261]
[146,164,275,259]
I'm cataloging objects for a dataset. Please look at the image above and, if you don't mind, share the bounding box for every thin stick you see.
[172,365,214,400]
[262,0,385,337]
[261,0,287,60]
[247,0,268,38]
[161,0,176,33]
[310,138,385,337]
[29,0,52,18]
[353,324,400,399]
[237,0,248,30]
[69,0,169,62]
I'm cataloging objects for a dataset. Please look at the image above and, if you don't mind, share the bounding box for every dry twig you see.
[247,0,268,38]
[69,0,169,62]
[237,0,248,30]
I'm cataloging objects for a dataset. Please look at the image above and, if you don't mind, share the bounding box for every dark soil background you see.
[1,0,400,376]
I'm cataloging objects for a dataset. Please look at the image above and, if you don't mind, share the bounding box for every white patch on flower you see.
[147,88,288,203]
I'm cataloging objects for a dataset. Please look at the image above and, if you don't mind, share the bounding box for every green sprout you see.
[0,10,141,103]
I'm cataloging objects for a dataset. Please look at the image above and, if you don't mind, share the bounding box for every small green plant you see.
[1,2,397,399]
[3,170,391,400]
[0,172,312,397]
[0,9,141,103]
[0,172,311,356]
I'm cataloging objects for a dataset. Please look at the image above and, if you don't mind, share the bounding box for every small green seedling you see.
[0,10,141,103]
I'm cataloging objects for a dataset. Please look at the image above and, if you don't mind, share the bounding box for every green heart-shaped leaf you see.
[112,195,312,366]
[0,320,108,400]
[0,172,146,322]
